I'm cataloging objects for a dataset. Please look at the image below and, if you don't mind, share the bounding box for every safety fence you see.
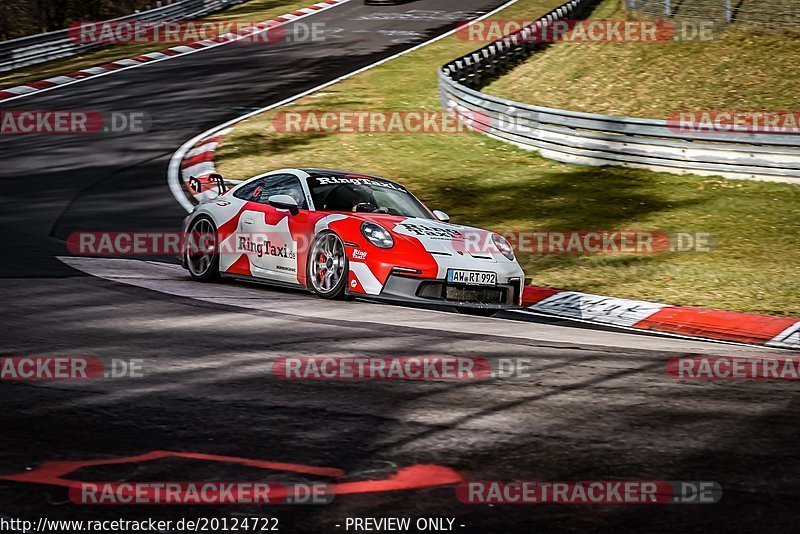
[625,0,800,27]
[439,0,800,183]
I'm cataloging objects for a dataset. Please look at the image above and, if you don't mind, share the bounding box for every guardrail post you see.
[723,0,732,22]
[664,0,671,16]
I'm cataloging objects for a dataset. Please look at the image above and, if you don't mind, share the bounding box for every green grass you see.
[0,0,317,89]
[214,0,799,316]
[483,0,800,117]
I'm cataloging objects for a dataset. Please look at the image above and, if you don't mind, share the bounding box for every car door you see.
[230,173,309,284]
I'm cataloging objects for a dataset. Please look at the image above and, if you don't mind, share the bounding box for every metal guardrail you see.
[0,0,242,73]
[439,0,800,183]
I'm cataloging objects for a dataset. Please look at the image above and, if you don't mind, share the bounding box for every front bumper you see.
[358,273,524,309]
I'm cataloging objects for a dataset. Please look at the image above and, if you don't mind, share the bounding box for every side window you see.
[233,178,265,201]
[233,174,308,209]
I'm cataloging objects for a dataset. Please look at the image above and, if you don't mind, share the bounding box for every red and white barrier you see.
[179,127,235,202]
[522,287,800,349]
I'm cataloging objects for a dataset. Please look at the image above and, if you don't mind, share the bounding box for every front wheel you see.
[185,216,220,282]
[307,231,348,299]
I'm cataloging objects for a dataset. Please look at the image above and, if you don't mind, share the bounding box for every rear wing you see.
[188,173,229,196]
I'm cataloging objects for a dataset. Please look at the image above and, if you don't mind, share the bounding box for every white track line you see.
[168,0,525,212]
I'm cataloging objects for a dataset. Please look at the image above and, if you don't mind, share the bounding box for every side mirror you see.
[268,194,299,215]
[433,210,450,222]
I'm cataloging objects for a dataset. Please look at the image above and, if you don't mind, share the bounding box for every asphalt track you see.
[0,0,799,532]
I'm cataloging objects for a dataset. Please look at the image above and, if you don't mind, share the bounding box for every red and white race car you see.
[182,169,524,310]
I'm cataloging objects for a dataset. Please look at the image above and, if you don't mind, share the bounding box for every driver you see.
[323,184,379,212]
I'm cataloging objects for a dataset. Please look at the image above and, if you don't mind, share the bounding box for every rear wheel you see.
[185,216,220,282]
[307,231,348,299]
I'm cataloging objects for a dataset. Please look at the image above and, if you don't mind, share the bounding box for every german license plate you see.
[447,269,497,286]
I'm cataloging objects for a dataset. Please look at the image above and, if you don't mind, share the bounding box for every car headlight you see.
[492,233,515,260]
[361,222,394,249]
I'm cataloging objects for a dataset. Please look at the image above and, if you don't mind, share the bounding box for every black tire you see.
[185,216,220,282]
[306,231,348,299]
[457,307,498,317]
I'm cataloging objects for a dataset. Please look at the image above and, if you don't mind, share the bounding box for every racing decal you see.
[396,222,462,239]
[352,249,367,260]
[348,271,365,293]
[238,236,297,261]
[222,210,300,280]
[391,218,501,279]
[314,175,406,191]
[224,253,253,277]
[211,199,250,236]
[391,219,472,254]
[349,262,383,295]
[314,214,348,234]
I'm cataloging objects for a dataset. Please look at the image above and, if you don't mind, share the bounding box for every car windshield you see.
[307,173,434,219]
